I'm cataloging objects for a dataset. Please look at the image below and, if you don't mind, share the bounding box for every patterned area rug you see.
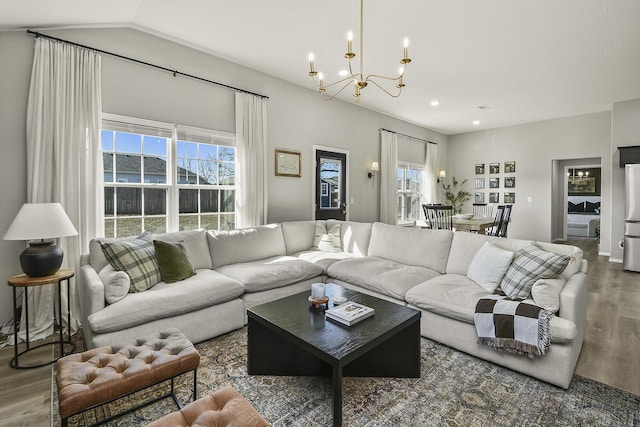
[53,327,640,426]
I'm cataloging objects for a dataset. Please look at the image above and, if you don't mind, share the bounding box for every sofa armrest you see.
[78,264,106,327]
[558,263,588,343]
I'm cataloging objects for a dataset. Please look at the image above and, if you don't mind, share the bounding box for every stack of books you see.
[325,301,375,326]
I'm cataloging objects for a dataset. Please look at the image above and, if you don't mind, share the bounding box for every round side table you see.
[7,269,76,369]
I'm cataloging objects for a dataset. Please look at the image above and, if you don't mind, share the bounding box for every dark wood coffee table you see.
[247,283,421,427]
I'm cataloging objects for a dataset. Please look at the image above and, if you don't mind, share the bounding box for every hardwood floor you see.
[0,237,638,426]
[572,237,640,395]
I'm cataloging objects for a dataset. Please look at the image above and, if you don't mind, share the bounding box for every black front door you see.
[315,150,347,220]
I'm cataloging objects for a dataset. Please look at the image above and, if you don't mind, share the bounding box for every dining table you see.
[451,216,495,234]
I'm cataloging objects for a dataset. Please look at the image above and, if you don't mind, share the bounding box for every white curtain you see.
[379,130,398,224]
[422,142,439,206]
[22,37,103,342]
[235,92,268,228]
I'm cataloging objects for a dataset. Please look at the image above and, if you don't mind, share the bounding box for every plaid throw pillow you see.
[500,243,570,299]
[101,232,161,293]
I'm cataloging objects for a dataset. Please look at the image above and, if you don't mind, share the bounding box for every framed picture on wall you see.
[489,163,500,174]
[489,177,500,188]
[475,164,485,174]
[475,178,485,189]
[475,192,485,203]
[504,161,516,173]
[505,177,515,188]
[489,192,499,203]
[275,149,302,177]
[504,192,516,204]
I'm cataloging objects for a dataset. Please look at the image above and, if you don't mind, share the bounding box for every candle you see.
[311,283,325,300]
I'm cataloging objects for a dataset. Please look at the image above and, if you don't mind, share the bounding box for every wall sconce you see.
[437,170,446,183]
[368,161,379,179]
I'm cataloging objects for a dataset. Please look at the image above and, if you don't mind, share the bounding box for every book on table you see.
[325,301,375,326]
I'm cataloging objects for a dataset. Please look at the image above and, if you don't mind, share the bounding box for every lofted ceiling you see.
[2,0,640,135]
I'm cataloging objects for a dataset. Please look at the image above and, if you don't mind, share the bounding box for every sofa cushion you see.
[327,220,372,256]
[500,244,570,299]
[445,232,531,275]
[466,242,514,292]
[153,229,212,270]
[208,224,286,269]
[405,274,490,323]
[87,269,244,333]
[405,274,577,343]
[327,256,441,300]
[294,250,355,273]
[98,264,130,304]
[313,222,342,252]
[281,221,318,254]
[215,256,323,293]
[368,222,453,272]
[153,240,196,284]
[101,232,162,293]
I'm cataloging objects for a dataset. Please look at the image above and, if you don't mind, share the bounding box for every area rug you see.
[52,327,640,426]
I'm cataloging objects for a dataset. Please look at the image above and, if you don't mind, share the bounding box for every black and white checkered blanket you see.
[474,294,552,358]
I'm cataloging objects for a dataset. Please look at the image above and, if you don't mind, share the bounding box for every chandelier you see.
[307,0,412,103]
[568,169,590,184]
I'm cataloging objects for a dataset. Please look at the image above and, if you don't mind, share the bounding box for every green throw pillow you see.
[153,240,196,283]
[101,231,161,293]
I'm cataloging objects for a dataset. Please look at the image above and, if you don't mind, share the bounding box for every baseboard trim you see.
[608,257,623,263]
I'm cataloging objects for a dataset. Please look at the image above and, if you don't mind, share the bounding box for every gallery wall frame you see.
[489,177,500,188]
[489,192,499,203]
[275,149,302,177]
[489,163,500,174]
[475,178,485,189]
[475,164,485,174]
[505,177,515,188]
[504,161,516,173]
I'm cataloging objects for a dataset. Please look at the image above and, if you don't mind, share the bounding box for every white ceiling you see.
[2,0,640,135]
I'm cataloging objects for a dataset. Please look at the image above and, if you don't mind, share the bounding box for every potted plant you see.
[441,177,471,214]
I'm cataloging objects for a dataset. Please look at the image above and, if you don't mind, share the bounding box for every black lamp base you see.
[20,241,63,277]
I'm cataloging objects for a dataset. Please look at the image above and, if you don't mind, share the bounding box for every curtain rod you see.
[27,30,269,99]
[380,128,436,145]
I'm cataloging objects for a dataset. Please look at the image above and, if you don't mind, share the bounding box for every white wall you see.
[447,112,612,246]
[0,27,447,324]
[0,32,32,328]
[611,98,640,262]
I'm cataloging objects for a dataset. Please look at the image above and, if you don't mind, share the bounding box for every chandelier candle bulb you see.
[346,31,354,57]
[308,53,316,76]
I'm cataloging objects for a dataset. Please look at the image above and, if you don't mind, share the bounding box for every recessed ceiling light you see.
[473,120,480,125]
[430,100,440,107]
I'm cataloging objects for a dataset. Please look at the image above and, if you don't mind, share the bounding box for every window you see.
[397,162,424,224]
[101,115,236,237]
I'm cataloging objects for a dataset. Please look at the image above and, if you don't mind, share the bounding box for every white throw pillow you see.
[312,222,342,252]
[531,277,566,312]
[98,264,130,304]
[467,241,514,292]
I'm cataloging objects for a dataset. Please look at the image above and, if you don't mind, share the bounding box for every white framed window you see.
[321,182,329,197]
[397,162,424,224]
[101,114,236,237]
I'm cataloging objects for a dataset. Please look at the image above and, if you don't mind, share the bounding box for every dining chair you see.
[422,204,453,230]
[485,205,506,237]
[473,203,494,219]
[496,204,512,237]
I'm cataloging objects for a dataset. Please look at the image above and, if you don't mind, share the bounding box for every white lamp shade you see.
[3,203,78,241]
[371,161,379,172]
[438,170,446,178]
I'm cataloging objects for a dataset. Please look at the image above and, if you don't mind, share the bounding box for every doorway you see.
[314,148,348,220]
[551,158,601,242]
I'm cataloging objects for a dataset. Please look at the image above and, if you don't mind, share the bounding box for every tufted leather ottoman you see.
[148,386,270,427]
[56,328,200,427]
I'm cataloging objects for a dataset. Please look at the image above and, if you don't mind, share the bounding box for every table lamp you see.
[3,203,78,277]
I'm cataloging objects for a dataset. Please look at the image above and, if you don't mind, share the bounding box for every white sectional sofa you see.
[78,220,587,389]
